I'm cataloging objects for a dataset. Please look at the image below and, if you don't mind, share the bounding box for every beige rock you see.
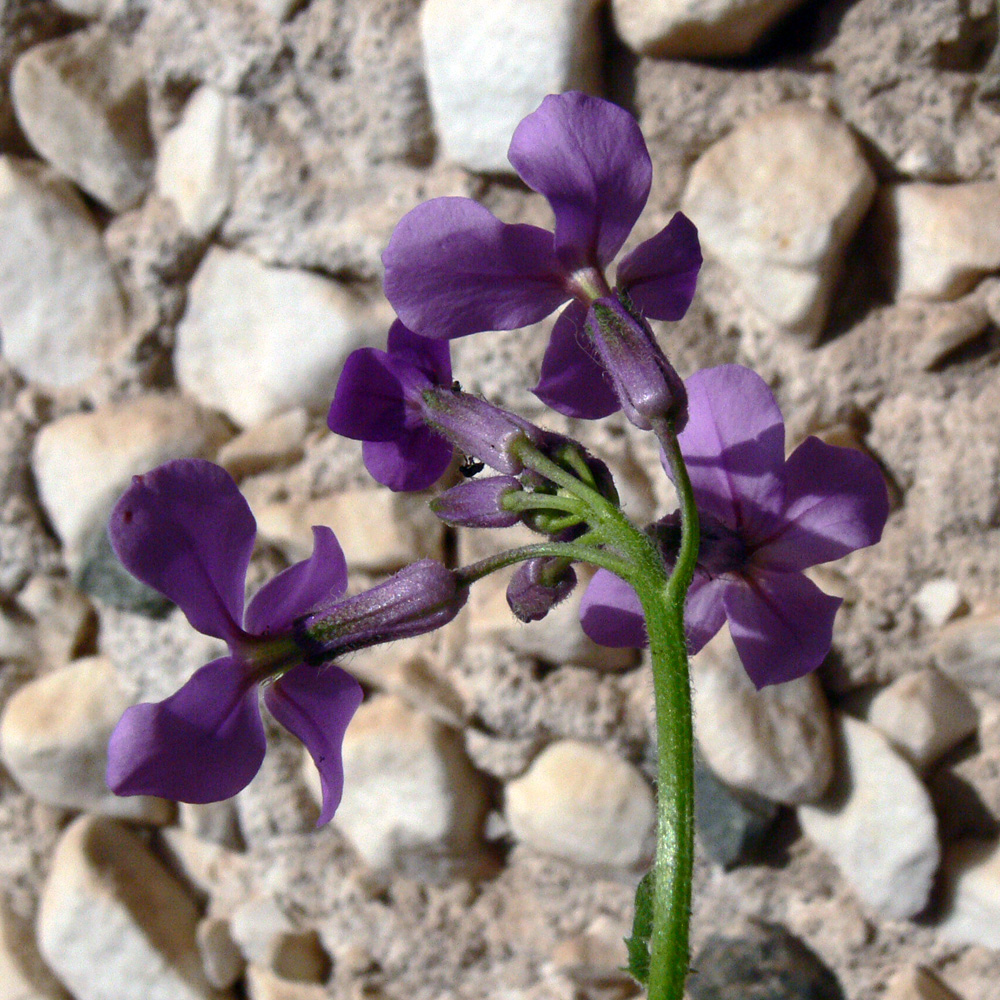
[682,103,875,339]
[937,839,1000,951]
[155,86,233,239]
[934,614,1000,699]
[196,918,244,991]
[0,895,68,1000]
[913,577,969,627]
[0,606,36,662]
[879,183,1000,300]
[12,29,153,211]
[884,966,963,1000]
[420,0,603,173]
[612,0,808,58]
[0,157,125,388]
[229,899,328,984]
[505,739,654,868]
[692,630,834,804]
[37,816,229,1000]
[911,300,991,372]
[217,409,309,480]
[158,828,252,914]
[868,668,978,771]
[0,656,172,822]
[799,715,939,920]
[17,576,95,668]
[179,801,244,851]
[31,394,231,570]
[551,914,632,986]
[245,967,327,1000]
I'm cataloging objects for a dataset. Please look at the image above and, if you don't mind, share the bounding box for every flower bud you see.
[506,558,577,623]
[431,475,523,528]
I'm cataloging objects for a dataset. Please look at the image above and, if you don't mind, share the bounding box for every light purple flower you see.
[382,92,701,421]
[105,459,466,823]
[579,366,889,687]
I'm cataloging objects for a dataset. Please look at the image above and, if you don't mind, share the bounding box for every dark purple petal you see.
[684,575,728,654]
[108,460,254,643]
[106,656,265,803]
[386,319,452,385]
[532,301,620,419]
[382,197,569,339]
[362,430,453,492]
[244,527,349,636]
[430,475,523,528]
[723,570,842,688]
[328,347,408,441]
[579,569,646,647]
[507,92,652,270]
[506,559,577,622]
[264,663,363,826]
[754,436,890,572]
[617,212,702,321]
[672,366,786,541]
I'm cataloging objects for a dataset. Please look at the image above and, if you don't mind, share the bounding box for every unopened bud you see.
[431,475,523,528]
[506,558,577,622]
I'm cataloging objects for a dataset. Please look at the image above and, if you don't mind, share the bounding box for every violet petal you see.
[684,574,729,654]
[245,527,349,636]
[723,570,842,688]
[754,436,890,572]
[383,197,569,339]
[431,475,523,528]
[264,663,363,826]
[362,430,453,492]
[108,460,254,643]
[617,212,702,321]
[579,568,646,647]
[106,656,265,803]
[386,319,452,385]
[507,92,652,270]
[328,347,408,441]
[533,300,620,419]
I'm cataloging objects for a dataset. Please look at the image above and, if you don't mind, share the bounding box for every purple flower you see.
[579,366,889,687]
[105,459,466,823]
[381,92,702,422]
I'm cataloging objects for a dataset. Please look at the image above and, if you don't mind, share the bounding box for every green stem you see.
[455,541,631,587]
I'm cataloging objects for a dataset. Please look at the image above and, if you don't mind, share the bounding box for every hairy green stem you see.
[455,541,631,587]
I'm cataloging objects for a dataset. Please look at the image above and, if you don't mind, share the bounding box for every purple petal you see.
[108,460,254,642]
[754,436,890,572]
[508,92,652,270]
[264,664,363,826]
[617,213,702,321]
[362,431,453,492]
[533,301,620,419]
[579,569,645,647]
[382,197,569,339]
[723,570,842,688]
[672,366,786,541]
[106,656,265,803]
[684,575,728,654]
[386,319,452,385]
[328,347,408,441]
[245,527,349,635]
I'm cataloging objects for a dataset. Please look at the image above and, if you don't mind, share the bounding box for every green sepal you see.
[624,869,654,985]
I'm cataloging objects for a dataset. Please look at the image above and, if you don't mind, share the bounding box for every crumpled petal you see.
[508,92,652,271]
[723,570,842,688]
[245,527,349,635]
[328,347,409,441]
[362,431,453,492]
[683,574,729,654]
[617,212,702,321]
[386,319,452,385]
[672,366,786,542]
[533,301,620,419]
[106,656,265,803]
[754,436,890,572]
[383,197,569,339]
[264,663,363,826]
[579,569,645,647]
[108,459,254,643]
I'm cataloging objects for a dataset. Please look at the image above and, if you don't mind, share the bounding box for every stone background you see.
[1,1,1000,998]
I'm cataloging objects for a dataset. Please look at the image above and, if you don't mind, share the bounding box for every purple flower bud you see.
[297,559,468,657]
[431,475,524,528]
[506,558,577,622]
[584,295,688,432]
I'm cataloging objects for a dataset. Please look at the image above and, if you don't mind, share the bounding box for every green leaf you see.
[623,870,654,985]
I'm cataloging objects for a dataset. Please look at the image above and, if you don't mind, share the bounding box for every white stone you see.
[937,839,1000,950]
[0,895,67,1000]
[155,86,233,239]
[420,0,603,173]
[229,899,328,983]
[798,715,940,920]
[934,614,1000,699]
[682,103,875,339]
[245,967,327,1000]
[911,300,991,372]
[17,575,95,668]
[12,29,153,211]
[176,248,388,427]
[868,668,978,771]
[0,157,125,388]
[884,966,963,1000]
[314,694,487,873]
[505,739,654,868]
[196,918,244,991]
[37,816,228,1000]
[879,183,1000,300]
[913,578,968,627]
[217,409,308,480]
[691,630,834,804]
[0,656,172,822]
[31,394,231,569]
[612,0,808,58]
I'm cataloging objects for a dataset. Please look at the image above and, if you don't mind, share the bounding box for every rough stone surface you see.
[682,103,875,339]
[196,917,244,991]
[176,247,389,427]
[799,715,940,920]
[913,577,969,626]
[0,893,68,1000]
[937,839,1000,951]
[884,966,964,1000]
[0,656,172,822]
[505,739,654,868]
[0,157,125,388]
[934,615,1000,699]
[217,409,309,481]
[12,29,154,211]
[37,816,229,1000]
[420,0,603,173]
